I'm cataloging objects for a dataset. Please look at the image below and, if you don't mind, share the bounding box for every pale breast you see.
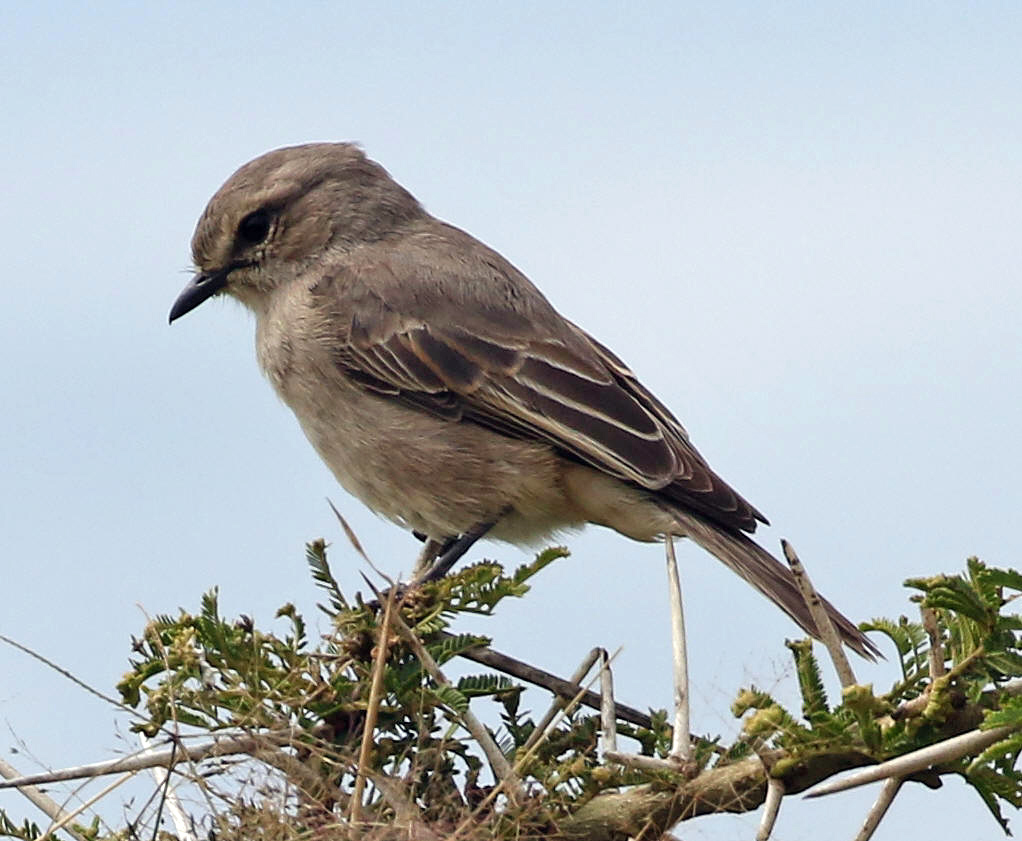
[254,297,582,541]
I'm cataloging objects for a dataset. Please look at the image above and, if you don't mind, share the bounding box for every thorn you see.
[599,648,618,757]
[852,777,903,841]
[756,777,785,841]
[805,724,1015,797]
[782,539,856,688]
[665,537,691,761]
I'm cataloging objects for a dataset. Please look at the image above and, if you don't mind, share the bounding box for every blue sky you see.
[2,3,1021,838]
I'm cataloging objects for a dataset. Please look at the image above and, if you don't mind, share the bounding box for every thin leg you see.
[413,537,446,576]
[415,516,500,585]
[665,537,691,761]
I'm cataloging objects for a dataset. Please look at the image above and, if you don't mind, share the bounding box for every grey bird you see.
[170,143,877,658]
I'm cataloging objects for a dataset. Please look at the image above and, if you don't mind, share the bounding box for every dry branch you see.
[448,632,655,729]
[806,724,1018,798]
[559,748,874,841]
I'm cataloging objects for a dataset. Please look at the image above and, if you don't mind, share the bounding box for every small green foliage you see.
[787,638,829,724]
[305,538,348,616]
[744,704,789,738]
[0,811,41,841]
[732,558,1022,834]
[111,541,651,838]
[7,545,1018,840]
[982,694,1022,731]
[860,615,928,689]
[907,558,1022,680]
[423,546,568,618]
[731,687,775,717]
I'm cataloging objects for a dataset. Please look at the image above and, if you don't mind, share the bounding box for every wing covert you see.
[324,241,766,532]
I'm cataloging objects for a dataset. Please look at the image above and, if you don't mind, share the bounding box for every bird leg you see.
[665,536,691,761]
[367,515,505,612]
[413,537,447,576]
[414,513,505,585]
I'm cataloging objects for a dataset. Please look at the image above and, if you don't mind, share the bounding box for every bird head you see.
[169,143,423,322]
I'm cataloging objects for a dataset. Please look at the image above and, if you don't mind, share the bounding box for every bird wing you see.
[322,230,766,533]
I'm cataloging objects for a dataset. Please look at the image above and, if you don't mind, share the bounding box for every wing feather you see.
[324,241,766,532]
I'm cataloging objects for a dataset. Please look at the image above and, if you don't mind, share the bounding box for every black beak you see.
[168,268,231,323]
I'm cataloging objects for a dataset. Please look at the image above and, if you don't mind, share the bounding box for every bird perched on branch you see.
[170,143,877,659]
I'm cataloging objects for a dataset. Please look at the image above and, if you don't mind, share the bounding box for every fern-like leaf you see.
[306,539,348,615]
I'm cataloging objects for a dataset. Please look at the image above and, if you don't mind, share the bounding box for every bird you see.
[170,142,877,659]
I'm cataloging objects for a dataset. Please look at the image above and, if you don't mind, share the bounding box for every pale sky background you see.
[2,3,1021,839]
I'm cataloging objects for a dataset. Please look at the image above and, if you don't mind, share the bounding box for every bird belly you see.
[256,310,670,546]
[270,358,585,543]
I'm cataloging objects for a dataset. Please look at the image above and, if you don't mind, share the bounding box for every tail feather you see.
[671,511,881,660]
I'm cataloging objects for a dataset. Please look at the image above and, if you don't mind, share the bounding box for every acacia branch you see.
[559,748,873,841]
[446,633,655,730]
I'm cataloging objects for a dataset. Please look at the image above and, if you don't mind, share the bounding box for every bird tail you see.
[671,510,880,660]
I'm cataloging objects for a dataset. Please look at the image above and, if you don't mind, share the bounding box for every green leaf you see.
[431,683,469,715]
[861,616,927,684]
[0,809,43,841]
[908,574,992,624]
[428,632,490,666]
[306,538,348,615]
[456,673,518,697]
[200,587,220,622]
[786,639,829,724]
[964,766,1016,835]
[981,567,1022,594]
[982,696,1022,731]
[511,546,569,587]
[968,731,1022,772]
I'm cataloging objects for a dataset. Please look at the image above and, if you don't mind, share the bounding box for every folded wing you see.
[327,251,766,534]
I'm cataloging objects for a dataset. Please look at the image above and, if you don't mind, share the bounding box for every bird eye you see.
[237,208,272,245]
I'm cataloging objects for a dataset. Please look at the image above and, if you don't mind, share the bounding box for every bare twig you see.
[892,607,954,723]
[449,633,655,730]
[247,744,336,805]
[522,647,601,753]
[387,610,524,804]
[0,757,90,841]
[852,777,903,841]
[756,777,784,841]
[0,634,141,720]
[38,772,136,841]
[140,734,196,841]
[366,771,437,837]
[599,648,618,756]
[327,499,372,566]
[805,724,1016,797]
[560,748,879,841]
[446,644,624,840]
[665,537,691,760]
[781,540,856,688]
[603,752,686,773]
[518,648,621,776]
[329,500,398,586]
[350,581,398,823]
[0,731,306,789]
[921,606,946,680]
[453,646,626,838]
